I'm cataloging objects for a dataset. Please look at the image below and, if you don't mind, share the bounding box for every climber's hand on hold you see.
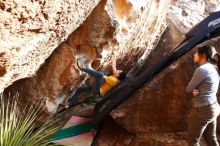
[64,104,70,109]
[192,89,199,97]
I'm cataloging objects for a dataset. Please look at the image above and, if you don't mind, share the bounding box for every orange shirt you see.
[100,75,119,96]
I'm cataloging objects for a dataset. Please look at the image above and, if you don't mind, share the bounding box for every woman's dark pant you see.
[187,103,220,146]
[68,67,104,105]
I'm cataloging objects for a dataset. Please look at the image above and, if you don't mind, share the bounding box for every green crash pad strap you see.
[50,122,96,141]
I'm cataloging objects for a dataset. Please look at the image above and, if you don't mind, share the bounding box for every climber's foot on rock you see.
[56,103,70,113]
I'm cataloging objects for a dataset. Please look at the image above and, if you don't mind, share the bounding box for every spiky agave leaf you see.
[0,95,61,146]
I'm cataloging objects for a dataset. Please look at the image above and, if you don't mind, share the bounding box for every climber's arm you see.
[112,53,120,78]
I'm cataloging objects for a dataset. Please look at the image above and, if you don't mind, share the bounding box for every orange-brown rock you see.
[0,0,101,93]
[4,0,170,114]
[96,28,220,146]
[3,0,220,145]
[95,1,220,144]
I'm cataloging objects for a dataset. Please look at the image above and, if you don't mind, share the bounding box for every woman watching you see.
[186,45,220,146]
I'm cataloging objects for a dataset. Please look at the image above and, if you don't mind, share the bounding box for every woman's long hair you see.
[197,45,220,74]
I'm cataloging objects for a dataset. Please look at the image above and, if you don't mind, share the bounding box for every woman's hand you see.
[192,89,199,97]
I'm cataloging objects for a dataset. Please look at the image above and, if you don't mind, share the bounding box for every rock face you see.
[95,1,220,146]
[99,36,220,146]
[0,0,101,93]
[4,0,169,114]
[108,0,220,132]
[169,0,220,33]
[2,0,220,146]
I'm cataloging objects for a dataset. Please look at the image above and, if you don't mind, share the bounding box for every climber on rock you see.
[64,53,126,108]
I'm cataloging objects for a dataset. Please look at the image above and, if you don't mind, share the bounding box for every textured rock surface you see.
[4,0,169,114]
[95,1,220,145]
[0,0,100,93]
[2,0,220,145]
[98,36,220,146]
[169,0,220,33]
[110,25,187,133]
[97,26,220,146]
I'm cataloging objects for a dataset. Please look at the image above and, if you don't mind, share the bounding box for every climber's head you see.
[117,71,126,81]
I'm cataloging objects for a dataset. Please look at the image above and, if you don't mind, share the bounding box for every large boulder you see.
[108,0,220,133]
[4,0,170,114]
[96,25,220,146]
[0,0,101,93]
[95,0,220,145]
[2,0,220,145]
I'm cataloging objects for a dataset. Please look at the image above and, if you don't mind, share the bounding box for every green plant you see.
[0,96,60,146]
